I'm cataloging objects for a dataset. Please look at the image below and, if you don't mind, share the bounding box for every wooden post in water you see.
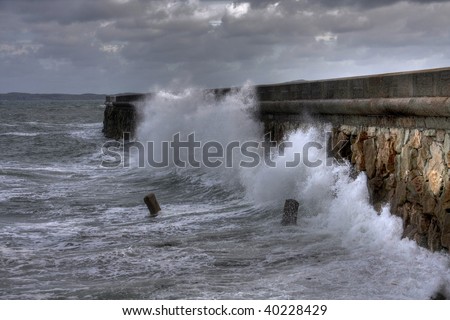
[281,199,299,226]
[144,193,161,216]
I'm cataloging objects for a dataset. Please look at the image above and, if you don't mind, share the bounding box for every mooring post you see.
[144,192,161,216]
[281,199,299,226]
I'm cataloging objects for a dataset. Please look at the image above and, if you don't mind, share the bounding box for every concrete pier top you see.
[257,67,450,101]
[106,67,450,116]
[107,67,450,100]
[104,67,450,135]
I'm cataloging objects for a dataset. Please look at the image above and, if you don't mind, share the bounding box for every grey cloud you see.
[1,0,450,93]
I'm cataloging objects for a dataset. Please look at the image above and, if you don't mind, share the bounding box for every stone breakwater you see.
[104,67,450,252]
[103,94,149,140]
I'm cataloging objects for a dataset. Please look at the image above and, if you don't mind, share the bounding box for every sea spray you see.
[135,83,263,188]
[246,128,450,297]
[134,85,450,299]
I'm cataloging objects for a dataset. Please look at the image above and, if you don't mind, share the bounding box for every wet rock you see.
[144,192,161,216]
[439,181,450,207]
[392,181,407,214]
[340,125,356,136]
[436,130,446,143]
[414,233,428,248]
[428,219,442,251]
[402,223,417,239]
[409,129,421,149]
[444,133,450,167]
[423,191,437,214]
[418,214,432,234]
[391,128,405,154]
[400,146,412,180]
[376,134,396,176]
[363,138,377,179]
[410,204,423,227]
[331,130,352,162]
[368,176,385,211]
[410,148,419,170]
[367,126,377,137]
[441,212,450,249]
[352,131,368,170]
[446,151,450,168]
[336,132,352,161]
[426,142,445,196]
[417,144,431,171]
[424,129,437,137]
[406,175,423,204]
[281,199,300,226]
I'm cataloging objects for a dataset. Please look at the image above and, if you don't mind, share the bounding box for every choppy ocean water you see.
[1,90,449,299]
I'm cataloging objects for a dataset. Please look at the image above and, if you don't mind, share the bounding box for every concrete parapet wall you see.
[260,97,450,117]
[104,67,450,139]
[257,67,450,101]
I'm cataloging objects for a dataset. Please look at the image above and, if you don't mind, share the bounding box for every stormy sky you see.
[1,0,450,94]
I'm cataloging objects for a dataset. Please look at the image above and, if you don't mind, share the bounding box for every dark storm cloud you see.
[0,0,143,24]
[1,0,450,93]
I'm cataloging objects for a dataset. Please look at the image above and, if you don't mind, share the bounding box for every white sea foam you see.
[136,85,450,299]
[0,132,44,137]
[68,129,101,140]
[135,83,262,187]
[246,128,450,297]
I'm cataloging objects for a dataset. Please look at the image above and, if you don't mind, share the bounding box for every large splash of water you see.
[136,84,262,188]
[136,84,450,299]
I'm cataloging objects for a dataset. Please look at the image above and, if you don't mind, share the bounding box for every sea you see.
[1,86,449,300]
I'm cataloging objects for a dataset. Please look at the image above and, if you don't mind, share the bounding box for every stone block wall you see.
[334,125,450,251]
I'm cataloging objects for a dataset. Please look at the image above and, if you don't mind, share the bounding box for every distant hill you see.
[0,92,106,101]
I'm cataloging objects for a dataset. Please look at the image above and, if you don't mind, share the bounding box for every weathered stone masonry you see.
[335,125,450,251]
